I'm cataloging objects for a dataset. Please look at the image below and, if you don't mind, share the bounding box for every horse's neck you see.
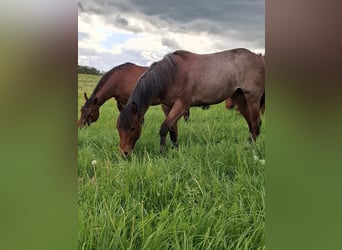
[91,90,111,106]
[138,102,150,117]
[132,85,159,117]
[93,76,119,106]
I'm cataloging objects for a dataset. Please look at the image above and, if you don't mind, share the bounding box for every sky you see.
[78,0,264,72]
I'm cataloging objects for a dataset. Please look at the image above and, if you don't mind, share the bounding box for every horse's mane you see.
[89,62,135,101]
[120,54,178,129]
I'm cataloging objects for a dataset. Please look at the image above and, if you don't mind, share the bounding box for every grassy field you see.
[78,73,265,249]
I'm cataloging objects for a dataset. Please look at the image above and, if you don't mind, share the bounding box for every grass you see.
[78,73,265,249]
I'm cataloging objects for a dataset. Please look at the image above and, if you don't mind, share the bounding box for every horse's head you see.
[116,102,143,155]
[78,92,100,128]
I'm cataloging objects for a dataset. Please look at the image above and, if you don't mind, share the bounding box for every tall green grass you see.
[78,73,265,249]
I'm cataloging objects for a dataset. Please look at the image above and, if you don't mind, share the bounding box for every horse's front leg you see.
[159,122,169,152]
[116,101,124,112]
[159,123,179,152]
[183,110,190,122]
[160,104,172,149]
[159,100,188,152]
[160,104,180,148]
[169,124,178,148]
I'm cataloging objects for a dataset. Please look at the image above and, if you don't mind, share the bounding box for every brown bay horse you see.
[117,48,265,155]
[78,63,190,128]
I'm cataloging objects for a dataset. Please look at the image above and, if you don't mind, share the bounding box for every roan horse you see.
[117,48,265,155]
[225,92,265,114]
[78,63,190,128]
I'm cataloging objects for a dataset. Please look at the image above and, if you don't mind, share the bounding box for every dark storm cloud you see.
[78,0,264,44]
[161,38,181,50]
[78,0,264,70]
[131,0,263,26]
[111,15,143,33]
[115,15,128,26]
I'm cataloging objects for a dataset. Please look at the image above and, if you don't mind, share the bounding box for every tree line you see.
[78,65,103,75]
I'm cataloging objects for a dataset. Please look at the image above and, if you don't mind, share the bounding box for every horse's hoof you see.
[248,135,257,143]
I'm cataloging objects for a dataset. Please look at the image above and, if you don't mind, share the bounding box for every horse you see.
[225,91,265,114]
[117,48,265,155]
[77,63,190,128]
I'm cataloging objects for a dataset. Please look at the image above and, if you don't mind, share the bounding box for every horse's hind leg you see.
[247,101,261,141]
[260,91,265,114]
[231,89,261,141]
[231,89,252,130]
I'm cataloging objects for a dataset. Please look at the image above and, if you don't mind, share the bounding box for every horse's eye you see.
[131,127,136,131]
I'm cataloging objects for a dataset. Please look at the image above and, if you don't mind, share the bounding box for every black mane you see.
[120,54,178,129]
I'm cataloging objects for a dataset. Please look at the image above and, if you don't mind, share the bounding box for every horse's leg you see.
[159,100,188,152]
[247,100,262,141]
[260,91,265,114]
[159,122,168,152]
[160,105,170,149]
[231,89,252,132]
[161,104,179,147]
[170,124,178,148]
[235,89,262,142]
[248,86,264,141]
[117,101,124,112]
[183,110,190,122]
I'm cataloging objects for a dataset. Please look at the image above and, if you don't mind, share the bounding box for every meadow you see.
[78,73,265,249]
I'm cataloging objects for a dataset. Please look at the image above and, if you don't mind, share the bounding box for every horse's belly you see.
[191,81,235,105]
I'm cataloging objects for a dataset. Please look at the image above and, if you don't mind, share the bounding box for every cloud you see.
[114,15,128,26]
[78,0,265,71]
[77,2,84,12]
[110,15,144,33]
[161,38,181,50]
[78,0,264,36]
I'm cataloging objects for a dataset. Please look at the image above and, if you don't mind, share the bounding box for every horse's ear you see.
[93,97,98,105]
[84,92,89,101]
[131,102,137,115]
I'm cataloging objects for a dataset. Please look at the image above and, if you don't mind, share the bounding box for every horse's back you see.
[173,48,263,77]
[191,48,264,86]
[170,48,264,105]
